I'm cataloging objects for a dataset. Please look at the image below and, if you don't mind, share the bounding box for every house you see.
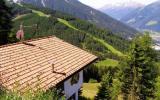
[0,36,97,100]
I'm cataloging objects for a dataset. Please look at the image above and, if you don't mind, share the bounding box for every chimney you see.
[16,23,24,40]
[52,63,55,73]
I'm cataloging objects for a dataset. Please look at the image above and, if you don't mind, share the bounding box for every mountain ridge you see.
[99,1,143,20]
[121,0,160,32]
[16,0,139,38]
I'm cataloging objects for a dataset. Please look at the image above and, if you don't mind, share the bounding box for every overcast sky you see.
[79,0,158,9]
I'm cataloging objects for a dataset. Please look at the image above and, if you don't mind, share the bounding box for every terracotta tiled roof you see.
[0,36,97,92]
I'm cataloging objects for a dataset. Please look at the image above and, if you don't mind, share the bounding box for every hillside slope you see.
[121,1,160,32]
[16,0,139,38]
[58,18,124,57]
[11,4,128,60]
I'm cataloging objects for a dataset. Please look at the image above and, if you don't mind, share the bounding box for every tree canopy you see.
[0,0,12,45]
[121,34,158,100]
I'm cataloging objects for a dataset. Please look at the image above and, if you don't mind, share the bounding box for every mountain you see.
[121,0,160,32]
[99,1,143,20]
[15,0,139,38]
[10,3,130,60]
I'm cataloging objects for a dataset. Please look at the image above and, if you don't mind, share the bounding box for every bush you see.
[0,88,64,100]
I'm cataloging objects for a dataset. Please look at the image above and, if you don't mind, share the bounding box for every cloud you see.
[79,0,158,9]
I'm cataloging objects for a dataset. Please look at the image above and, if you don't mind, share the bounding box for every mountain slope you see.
[121,1,160,32]
[16,0,139,38]
[99,1,143,20]
[11,4,129,59]
[58,18,124,56]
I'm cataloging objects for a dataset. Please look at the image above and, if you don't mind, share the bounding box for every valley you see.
[1,0,160,100]
[98,0,160,36]
[120,1,160,33]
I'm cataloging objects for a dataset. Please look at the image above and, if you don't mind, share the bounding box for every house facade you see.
[64,70,83,100]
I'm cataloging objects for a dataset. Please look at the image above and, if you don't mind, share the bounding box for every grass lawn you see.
[32,10,50,17]
[95,58,119,67]
[14,8,50,21]
[17,3,50,17]
[13,14,30,21]
[58,18,78,30]
[91,35,124,57]
[81,83,100,100]
[157,62,160,66]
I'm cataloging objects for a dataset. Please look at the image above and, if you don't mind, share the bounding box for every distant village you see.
[152,35,160,50]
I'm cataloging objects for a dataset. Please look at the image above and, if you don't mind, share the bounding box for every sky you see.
[13,0,158,9]
[79,0,158,9]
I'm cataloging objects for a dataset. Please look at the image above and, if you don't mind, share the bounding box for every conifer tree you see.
[96,68,113,100]
[0,0,12,45]
[121,34,157,100]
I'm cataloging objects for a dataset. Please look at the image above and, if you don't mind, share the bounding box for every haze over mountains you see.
[96,0,160,33]
[99,1,144,20]
[121,0,160,33]
[16,0,139,38]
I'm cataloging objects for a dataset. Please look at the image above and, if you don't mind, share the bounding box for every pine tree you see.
[121,34,158,100]
[0,0,12,45]
[96,68,113,100]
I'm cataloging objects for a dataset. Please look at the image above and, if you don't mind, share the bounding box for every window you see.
[70,73,79,85]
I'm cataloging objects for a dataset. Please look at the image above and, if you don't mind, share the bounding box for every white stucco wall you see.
[64,70,83,99]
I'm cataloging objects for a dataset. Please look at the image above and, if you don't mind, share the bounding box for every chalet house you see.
[0,36,97,100]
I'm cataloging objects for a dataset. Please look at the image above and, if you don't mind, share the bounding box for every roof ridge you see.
[0,36,55,48]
